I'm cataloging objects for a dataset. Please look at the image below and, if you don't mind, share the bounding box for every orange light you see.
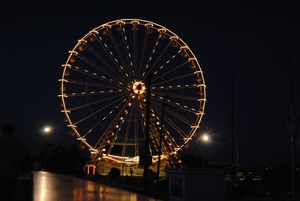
[86,165,96,175]
[132,81,145,94]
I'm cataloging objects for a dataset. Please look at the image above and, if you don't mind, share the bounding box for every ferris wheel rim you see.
[59,18,206,161]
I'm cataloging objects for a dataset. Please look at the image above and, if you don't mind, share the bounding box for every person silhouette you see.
[130,168,134,176]
[0,124,25,201]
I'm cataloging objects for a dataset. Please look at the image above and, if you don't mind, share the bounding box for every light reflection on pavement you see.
[33,171,163,201]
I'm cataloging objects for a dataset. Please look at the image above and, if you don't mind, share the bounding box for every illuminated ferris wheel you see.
[59,19,206,164]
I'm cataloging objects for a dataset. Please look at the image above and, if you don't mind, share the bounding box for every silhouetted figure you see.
[130,168,134,176]
[0,124,24,201]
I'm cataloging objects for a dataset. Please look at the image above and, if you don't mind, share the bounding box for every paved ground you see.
[12,173,33,201]
[95,175,168,200]
[11,172,168,201]
[29,171,166,201]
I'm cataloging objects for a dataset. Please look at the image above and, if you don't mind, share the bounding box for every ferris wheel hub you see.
[132,81,145,94]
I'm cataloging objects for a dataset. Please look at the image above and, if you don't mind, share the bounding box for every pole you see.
[288,57,296,201]
[202,144,205,169]
[230,74,235,181]
[236,142,238,180]
[143,74,152,195]
[157,96,166,181]
[44,134,47,170]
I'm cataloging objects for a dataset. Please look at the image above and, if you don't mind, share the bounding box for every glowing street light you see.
[200,133,210,143]
[44,126,51,133]
[200,133,210,168]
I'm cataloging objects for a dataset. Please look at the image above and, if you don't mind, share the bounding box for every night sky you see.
[1,1,299,167]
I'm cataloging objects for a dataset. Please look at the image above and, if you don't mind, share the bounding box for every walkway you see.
[33,171,164,201]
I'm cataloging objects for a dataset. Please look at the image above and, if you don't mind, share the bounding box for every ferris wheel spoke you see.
[93,112,130,152]
[118,25,135,81]
[64,66,127,90]
[136,101,147,139]
[166,100,203,115]
[80,41,118,74]
[163,114,190,140]
[81,121,106,140]
[66,66,116,86]
[94,97,132,148]
[151,83,201,91]
[66,92,128,114]
[119,106,138,157]
[64,70,126,96]
[89,31,132,82]
[161,140,175,155]
[71,95,129,126]
[142,31,182,82]
[65,79,125,90]
[161,144,170,155]
[164,137,177,153]
[107,117,127,150]
[152,96,201,116]
[64,89,128,97]
[82,41,131,81]
[149,104,185,143]
[152,59,189,83]
[164,107,195,127]
[74,53,126,83]
[145,42,173,77]
[151,99,196,129]
[152,72,198,87]
[152,91,200,102]
[149,133,159,153]
[141,34,162,80]
[106,28,134,81]
[131,22,138,80]
[165,129,178,146]
[74,94,127,125]
[162,131,179,154]
[137,31,150,79]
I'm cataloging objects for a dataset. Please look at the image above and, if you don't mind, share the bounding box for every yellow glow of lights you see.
[132,81,145,94]
[44,127,51,133]
[201,134,210,142]
[86,165,96,175]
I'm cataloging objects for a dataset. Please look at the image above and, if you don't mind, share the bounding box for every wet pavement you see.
[32,171,164,201]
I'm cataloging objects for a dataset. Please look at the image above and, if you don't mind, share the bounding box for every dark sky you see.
[1,1,299,167]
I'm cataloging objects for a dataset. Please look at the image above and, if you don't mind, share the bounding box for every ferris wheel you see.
[59,19,206,164]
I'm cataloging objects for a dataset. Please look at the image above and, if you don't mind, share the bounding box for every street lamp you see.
[201,134,209,142]
[44,127,51,133]
[200,133,210,168]
[44,126,51,171]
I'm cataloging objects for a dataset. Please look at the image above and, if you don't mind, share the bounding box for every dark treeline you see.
[21,143,89,176]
